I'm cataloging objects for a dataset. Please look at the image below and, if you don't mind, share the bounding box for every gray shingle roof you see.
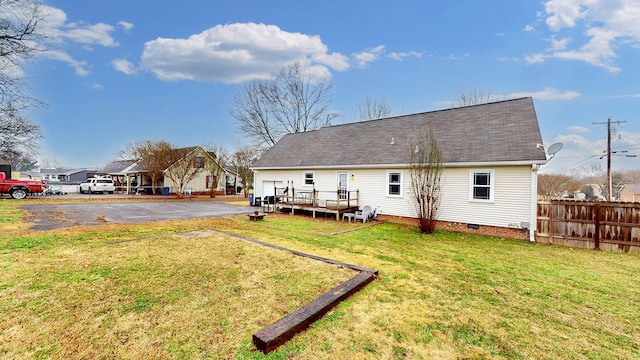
[101,160,137,174]
[253,97,547,169]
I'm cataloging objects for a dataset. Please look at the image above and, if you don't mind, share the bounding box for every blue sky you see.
[28,0,639,174]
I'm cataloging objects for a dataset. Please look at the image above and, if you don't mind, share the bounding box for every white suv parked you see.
[79,177,116,194]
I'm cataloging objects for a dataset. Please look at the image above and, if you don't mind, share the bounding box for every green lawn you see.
[1,199,639,359]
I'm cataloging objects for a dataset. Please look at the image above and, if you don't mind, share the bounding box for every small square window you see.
[304,172,314,186]
[387,171,402,196]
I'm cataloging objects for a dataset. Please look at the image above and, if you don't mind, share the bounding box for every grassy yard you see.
[1,199,639,359]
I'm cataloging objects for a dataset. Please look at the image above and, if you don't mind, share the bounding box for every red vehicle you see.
[0,172,47,199]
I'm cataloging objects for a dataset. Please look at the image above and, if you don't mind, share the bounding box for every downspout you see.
[529,164,539,243]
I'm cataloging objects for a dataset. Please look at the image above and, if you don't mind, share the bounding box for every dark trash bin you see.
[162,187,170,196]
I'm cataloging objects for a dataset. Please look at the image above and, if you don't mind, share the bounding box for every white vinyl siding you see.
[438,167,532,227]
[253,165,533,228]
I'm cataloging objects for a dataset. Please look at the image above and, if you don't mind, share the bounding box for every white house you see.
[251,98,548,241]
[103,147,239,195]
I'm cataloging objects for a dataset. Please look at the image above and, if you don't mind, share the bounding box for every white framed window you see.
[386,171,402,197]
[469,170,494,202]
[304,171,314,186]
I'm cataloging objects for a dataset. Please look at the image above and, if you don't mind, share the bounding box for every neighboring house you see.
[620,184,640,202]
[251,97,547,240]
[41,168,99,182]
[102,147,239,195]
[99,160,138,190]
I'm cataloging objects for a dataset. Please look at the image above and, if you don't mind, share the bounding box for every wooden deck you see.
[261,188,360,220]
[276,203,359,220]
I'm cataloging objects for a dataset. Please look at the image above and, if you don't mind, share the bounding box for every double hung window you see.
[470,170,494,201]
[387,171,402,196]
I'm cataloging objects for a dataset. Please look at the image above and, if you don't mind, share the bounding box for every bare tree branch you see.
[203,143,229,198]
[229,61,334,147]
[357,96,392,121]
[231,145,258,197]
[1,0,45,167]
[119,140,174,194]
[454,89,508,107]
[409,127,443,234]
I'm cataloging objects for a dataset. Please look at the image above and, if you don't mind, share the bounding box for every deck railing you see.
[266,186,359,210]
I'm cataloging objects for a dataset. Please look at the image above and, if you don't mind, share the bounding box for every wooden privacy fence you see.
[537,200,640,253]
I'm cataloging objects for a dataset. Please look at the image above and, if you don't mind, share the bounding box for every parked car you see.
[79,177,115,194]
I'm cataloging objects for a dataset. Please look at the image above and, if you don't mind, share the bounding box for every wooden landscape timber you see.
[210,228,379,354]
[252,271,377,353]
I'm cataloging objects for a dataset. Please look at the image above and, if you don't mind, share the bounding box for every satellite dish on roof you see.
[547,142,563,155]
[546,142,563,160]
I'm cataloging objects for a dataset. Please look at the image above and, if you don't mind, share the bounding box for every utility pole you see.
[593,118,626,201]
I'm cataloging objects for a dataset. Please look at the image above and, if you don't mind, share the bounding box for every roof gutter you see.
[252,160,547,171]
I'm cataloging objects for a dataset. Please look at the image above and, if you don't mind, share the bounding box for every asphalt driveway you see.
[21,200,253,231]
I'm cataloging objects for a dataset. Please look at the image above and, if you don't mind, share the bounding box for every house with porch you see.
[251,97,548,240]
[101,147,239,195]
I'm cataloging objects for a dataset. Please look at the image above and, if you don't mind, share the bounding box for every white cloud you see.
[118,21,134,32]
[39,5,119,48]
[140,22,349,83]
[352,45,385,68]
[388,51,423,61]
[568,125,590,133]
[614,93,640,98]
[36,6,125,76]
[63,22,118,47]
[549,35,570,50]
[506,87,581,100]
[43,50,90,76]
[544,0,587,31]
[112,59,136,75]
[524,24,535,32]
[529,0,640,72]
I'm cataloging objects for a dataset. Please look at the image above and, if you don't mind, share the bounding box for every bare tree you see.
[229,61,335,147]
[454,89,507,107]
[620,169,640,185]
[356,96,392,121]
[231,145,258,197]
[409,127,443,234]
[39,156,63,169]
[0,101,41,166]
[203,143,228,198]
[11,152,37,170]
[1,0,44,98]
[164,147,203,198]
[119,140,174,194]
[1,0,45,168]
[537,174,581,200]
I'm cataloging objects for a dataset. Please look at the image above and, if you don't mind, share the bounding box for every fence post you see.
[549,200,555,245]
[594,202,600,250]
